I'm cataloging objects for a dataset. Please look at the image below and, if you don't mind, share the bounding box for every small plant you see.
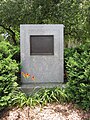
[27,87,68,106]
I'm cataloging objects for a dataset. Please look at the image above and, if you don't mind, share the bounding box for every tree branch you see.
[0,24,17,45]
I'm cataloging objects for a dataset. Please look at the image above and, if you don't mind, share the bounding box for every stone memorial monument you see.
[20,24,64,93]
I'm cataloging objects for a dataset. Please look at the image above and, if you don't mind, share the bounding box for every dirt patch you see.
[0,103,90,120]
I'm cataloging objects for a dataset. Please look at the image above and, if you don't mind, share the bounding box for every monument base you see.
[20,82,65,95]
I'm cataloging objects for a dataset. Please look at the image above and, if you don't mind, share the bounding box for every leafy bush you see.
[0,41,19,110]
[65,42,90,110]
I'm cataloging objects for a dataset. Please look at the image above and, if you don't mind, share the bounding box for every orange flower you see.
[25,73,30,78]
[21,72,35,80]
[31,76,35,80]
[21,72,30,78]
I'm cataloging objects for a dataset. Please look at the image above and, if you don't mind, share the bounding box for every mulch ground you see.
[0,103,90,120]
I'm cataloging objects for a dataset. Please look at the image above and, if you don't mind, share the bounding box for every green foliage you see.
[0,0,90,45]
[0,40,19,58]
[0,39,68,110]
[27,87,68,106]
[0,40,19,110]
[65,42,90,110]
[9,91,28,107]
[0,87,67,108]
[7,87,68,108]
[0,39,67,110]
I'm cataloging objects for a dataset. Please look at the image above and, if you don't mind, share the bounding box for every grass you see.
[14,87,68,107]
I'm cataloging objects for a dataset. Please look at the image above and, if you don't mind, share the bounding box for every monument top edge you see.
[20,24,64,27]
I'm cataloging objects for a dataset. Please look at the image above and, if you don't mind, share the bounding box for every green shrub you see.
[65,42,90,111]
[0,41,19,110]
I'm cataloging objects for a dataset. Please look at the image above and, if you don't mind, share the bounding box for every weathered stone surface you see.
[20,24,64,91]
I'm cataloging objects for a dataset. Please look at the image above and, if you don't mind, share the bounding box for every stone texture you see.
[20,24,64,91]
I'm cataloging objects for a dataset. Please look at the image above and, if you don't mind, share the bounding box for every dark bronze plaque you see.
[30,35,54,55]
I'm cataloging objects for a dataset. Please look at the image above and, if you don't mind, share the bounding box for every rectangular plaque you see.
[30,35,54,55]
